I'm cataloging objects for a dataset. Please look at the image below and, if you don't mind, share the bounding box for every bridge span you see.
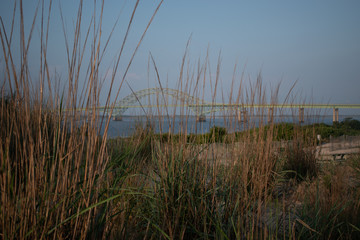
[90,88,360,123]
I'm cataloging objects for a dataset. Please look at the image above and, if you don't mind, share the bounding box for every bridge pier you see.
[299,108,304,124]
[268,108,274,123]
[197,114,206,122]
[237,110,247,123]
[333,108,339,123]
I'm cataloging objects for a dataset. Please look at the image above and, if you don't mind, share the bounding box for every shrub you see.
[283,139,318,181]
[208,126,227,142]
[347,119,360,130]
[274,122,295,140]
[295,162,360,239]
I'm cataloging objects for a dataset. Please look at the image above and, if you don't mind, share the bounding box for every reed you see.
[1,1,360,239]
[0,0,163,238]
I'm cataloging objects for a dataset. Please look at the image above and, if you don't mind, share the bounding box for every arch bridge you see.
[97,88,360,123]
[110,88,214,117]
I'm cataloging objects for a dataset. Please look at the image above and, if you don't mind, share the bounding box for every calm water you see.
[99,115,360,138]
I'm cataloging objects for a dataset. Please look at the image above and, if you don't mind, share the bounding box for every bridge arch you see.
[112,88,210,116]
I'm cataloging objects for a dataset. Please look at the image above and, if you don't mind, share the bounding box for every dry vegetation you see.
[1,1,360,239]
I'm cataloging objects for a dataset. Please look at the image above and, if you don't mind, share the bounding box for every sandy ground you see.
[183,135,360,164]
[157,135,360,167]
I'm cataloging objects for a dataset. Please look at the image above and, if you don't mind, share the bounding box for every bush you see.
[295,161,360,239]
[283,139,318,181]
[208,126,227,142]
[346,119,360,130]
[273,122,295,140]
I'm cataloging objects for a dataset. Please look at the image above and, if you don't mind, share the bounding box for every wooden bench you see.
[329,148,360,161]
[332,153,345,161]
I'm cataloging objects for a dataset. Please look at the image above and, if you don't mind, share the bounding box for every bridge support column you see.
[333,108,339,123]
[268,108,274,123]
[299,108,304,124]
[243,110,247,123]
[237,110,247,123]
[197,114,206,122]
[237,110,242,122]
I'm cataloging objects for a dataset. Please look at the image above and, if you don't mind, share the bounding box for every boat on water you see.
[197,115,206,122]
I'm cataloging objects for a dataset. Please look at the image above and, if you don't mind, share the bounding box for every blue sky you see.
[1,0,360,108]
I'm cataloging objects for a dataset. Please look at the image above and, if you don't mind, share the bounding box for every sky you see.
[1,0,360,110]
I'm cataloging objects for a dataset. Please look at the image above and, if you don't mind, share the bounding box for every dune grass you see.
[1,1,360,239]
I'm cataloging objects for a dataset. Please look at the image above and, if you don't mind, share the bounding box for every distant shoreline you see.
[88,114,360,118]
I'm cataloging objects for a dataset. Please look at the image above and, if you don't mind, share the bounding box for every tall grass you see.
[0,0,163,238]
[1,1,360,239]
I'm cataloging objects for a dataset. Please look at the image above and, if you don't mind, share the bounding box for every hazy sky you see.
[1,0,360,106]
